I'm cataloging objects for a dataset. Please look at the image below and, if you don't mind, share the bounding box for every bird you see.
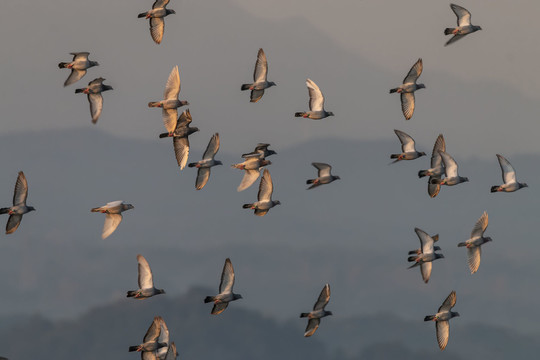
[408,233,441,255]
[306,163,340,189]
[90,201,134,239]
[0,171,35,235]
[424,290,460,350]
[128,316,169,354]
[491,154,528,193]
[430,151,469,186]
[457,212,492,274]
[444,4,482,46]
[75,77,113,124]
[408,228,444,283]
[242,169,281,216]
[294,79,334,119]
[127,254,166,299]
[241,48,276,103]
[149,66,190,136]
[138,0,176,44]
[204,258,242,315]
[418,134,446,198]
[389,58,425,120]
[188,133,222,190]
[241,143,277,159]
[58,52,99,87]
[300,284,332,337]
[159,109,199,170]
[390,129,426,163]
[232,156,272,192]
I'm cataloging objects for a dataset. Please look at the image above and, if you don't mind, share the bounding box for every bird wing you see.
[105,200,124,209]
[152,0,170,9]
[451,3,472,27]
[428,182,441,198]
[250,89,265,103]
[202,133,220,160]
[438,290,457,312]
[102,213,123,239]
[237,169,260,192]
[257,169,273,202]
[430,134,446,168]
[71,52,90,61]
[176,109,192,128]
[470,211,488,239]
[467,246,481,274]
[253,48,268,83]
[195,168,211,190]
[142,351,158,360]
[402,58,423,84]
[150,17,165,44]
[13,171,28,206]
[163,66,180,100]
[312,162,332,178]
[436,320,450,350]
[313,283,331,311]
[162,108,179,134]
[439,151,458,178]
[88,93,103,124]
[445,34,466,46]
[414,228,434,254]
[137,254,154,289]
[143,316,163,343]
[304,318,320,337]
[219,258,235,293]
[173,136,190,170]
[6,215,22,234]
[394,130,416,153]
[496,154,516,184]
[400,92,415,120]
[211,302,229,315]
[156,319,170,359]
[420,262,432,283]
[64,69,86,87]
[306,79,324,112]
[164,343,178,360]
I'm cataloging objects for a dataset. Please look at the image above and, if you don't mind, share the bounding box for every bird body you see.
[58,52,99,87]
[300,284,332,337]
[241,48,276,102]
[75,77,113,124]
[491,154,528,193]
[204,258,242,315]
[444,4,482,46]
[295,79,334,119]
[389,58,425,120]
[91,200,134,239]
[0,171,35,234]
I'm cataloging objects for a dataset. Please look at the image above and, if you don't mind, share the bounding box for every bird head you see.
[274,200,281,206]
[520,183,529,188]
[28,206,36,212]
[484,236,493,243]
[269,81,277,87]
[326,311,333,316]
[267,150,277,156]
[234,294,243,300]
[436,253,445,259]
[167,9,176,15]
[327,112,335,116]
[215,160,223,166]
[461,177,470,183]
[180,100,190,106]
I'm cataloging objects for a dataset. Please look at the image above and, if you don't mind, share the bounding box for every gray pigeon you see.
[408,228,444,283]
[232,156,272,192]
[424,291,460,350]
[127,254,166,299]
[430,151,469,186]
[241,48,276,103]
[389,58,425,120]
[138,0,176,44]
[129,316,169,354]
[491,154,528,193]
[242,169,281,216]
[390,129,426,163]
[242,143,277,159]
[159,109,199,170]
[58,52,99,87]
[300,284,332,337]
[457,212,492,274]
[418,134,446,198]
[204,258,243,315]
[188,133,222,190]
[444,4,482,46]
[0,171,35,235]
[91,200,134,239]
[306,163,340,189]
[294,79,334,119]
[75,77,113,124]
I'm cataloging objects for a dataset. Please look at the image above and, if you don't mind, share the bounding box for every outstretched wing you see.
[13,171,29,206]
[173,137,189,170]
[438,290,457,312]
[202,133,220,160]
[470,211,488,239]
[306,79,324,112]
[439,151,459,178]
[102,213,123,239]
[436,320,450,350]
[150,17,165,44]
[414,227,434,254]
[253,48,268,83]
[420,262,432,283]
[64,69,86,87]
[137,254,154,289]
[313,283,330,311]
[451,3,472,27]
[88,93,103,124]
[164,66,180,100]
[467,246,482,274]
[218,258,235,293]
[237,169,260,192]
[143,316,163,343]
[6,215,22,234]
[400,93,415,120]
[304,318,320,337]
[312,162,332,178]
[431,134,446,168]
[402,58,422,84]
[211,302,229,315]
[257,169,273,202]
[496,154,516,185]
[394,130,416,153]
[195,168,211,190]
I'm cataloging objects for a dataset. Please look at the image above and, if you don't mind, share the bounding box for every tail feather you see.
[294,112,305,117]
[424,315,436,321]
[457,242,467,247]
[408,263,419,269]
[306,179,314,184]
[407,256,418,262]
[390,154,400,159]
[418,170,428,178]
[58,62,69,69]
[90,207,101,212]
[148,101,161,107]
[432,234,439,242]
[389,88,399,94]
[242,204,253,209]
[188,163,197,168]
[300,313,310,318]
[0,208,9,214]
[204,296,215,303]
[490,186,499,193]
[159,133,170,139]
[433,246,442,251]
[430,178,442,185]
[408,249,420,255]
[138,12,147,18]
[128,346,140,352]
[444,28,454,35]
[75,88,85,94]
[126,291,137,298]
[241,84,251,91]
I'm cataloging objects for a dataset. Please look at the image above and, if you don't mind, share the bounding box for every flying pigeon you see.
[138,0,176,44]
[75,77,113,124]
[430,151,469,186]
[390,129,426,163]
[58,52,99,87]
[491,154,528,193]
[306,163,340,189]
[242,169,281,216]
[424,291,460,350]
[389,58,425,120]
[418,134,446,198]
[294,79,334,119]
[159,109,199,170]
[188,133,222,190]
[204,258,243,315]
[241,143,277,159]
[408,228,444,283]
[444,4,482,46]
[300,284,332,337]
[0,171,35,235]
[457,212,492,274]
[91,200,134,239]
[127,254,166,299]
[232,157,272,192]
[241,48,276,103]
[129,316,169,354]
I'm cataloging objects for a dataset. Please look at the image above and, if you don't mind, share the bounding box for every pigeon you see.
[188,133,222,190]
[300,284,332,337]
[0,171,35,235]
[389,58,425,120]
[444,4,482,46]
[408,228,444,283]
[159,109,199,170]
[430,151,469,186]
[418,134,446,198]
[306,163,340,189]
[294,79,334,119]
[232,157,272,192]
[138,0,176,44]
[242,169,281,216]
[58,52,99,87]
[424,291,460,350]
[91,200,134,239]
[75,77,113,124]
[241,143,277,159]
[491,154,528,193]
[204,258,242,315]
[149,66,190,136]
[241,48,276,103]
[408,233,441,255]
[128,316,169,354]
[127,254,166,299]
[390,129,426,163]
[457,212,492,274]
